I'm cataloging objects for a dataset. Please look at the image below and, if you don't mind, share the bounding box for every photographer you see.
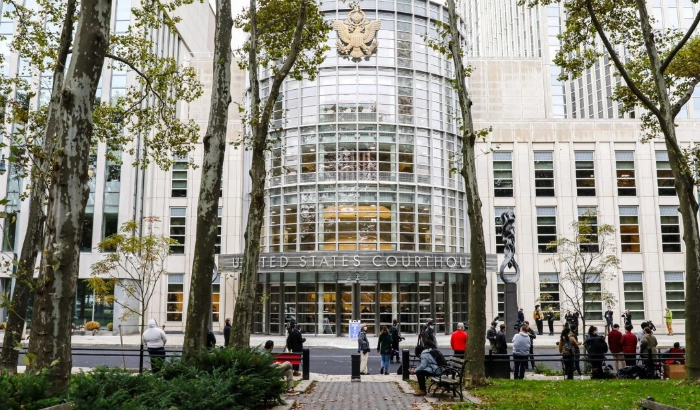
[622,309,632,327]
[390,319,404,363]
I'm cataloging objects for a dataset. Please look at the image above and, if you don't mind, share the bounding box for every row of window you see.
[493,150,676,198]
[166,273,220,322]
[496,205,681,254]
[497,271,686,320]
[169,207,222,255]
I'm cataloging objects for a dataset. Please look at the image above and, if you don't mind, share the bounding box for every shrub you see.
[532,363,563,376]
[85,321,100,331]
[106,323,113,331]
[0,371,63,410]
[69,367,156,410]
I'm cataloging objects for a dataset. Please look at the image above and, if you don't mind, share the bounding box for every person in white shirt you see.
[142,318,167,372]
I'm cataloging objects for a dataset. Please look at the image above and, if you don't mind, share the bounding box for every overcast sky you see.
[209,0,247,49]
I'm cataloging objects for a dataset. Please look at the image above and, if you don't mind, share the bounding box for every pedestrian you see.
[450,322,468,357]
[142,318,167,373]
[206,328,216,349]
[622,309,632,327]
[607,324,624,371]
[517,307,525,325]
[263,340,296,395]
[358,324,371,375]
[571,311,580,336]
[486,321,498,353]
[564,310,573,331]
[410,339,441,396]
[533,305,544,335]
[377,325,393,375]
[640,327,658,362]
[545,307,555,336]
[287,323,306,376]
[523,321,536,368]
[571,331,583,378]
[420,318,438,348]
[665,307,673,336]
[583,326,608,379]
[223,318,232,347]
[558,328,577,380]
[604,306,614,334]
[495,323,508,354]
[512,325,531,379]
[621,324,638,367]
[389,319,404,363]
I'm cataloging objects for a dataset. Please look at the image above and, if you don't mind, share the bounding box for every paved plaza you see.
[293,380,427,410]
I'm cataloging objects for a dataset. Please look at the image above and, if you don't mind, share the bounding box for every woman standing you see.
[358,324,371,374]
[558,328,578,380]
[545,307,555,336]
[377,325,393,375]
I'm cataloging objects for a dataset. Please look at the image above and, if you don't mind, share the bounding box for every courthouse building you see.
[1,0,697,336]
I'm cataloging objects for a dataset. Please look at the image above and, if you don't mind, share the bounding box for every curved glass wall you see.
[260,1,467,253]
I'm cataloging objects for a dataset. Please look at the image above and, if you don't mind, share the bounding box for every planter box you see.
[664,364,685,379]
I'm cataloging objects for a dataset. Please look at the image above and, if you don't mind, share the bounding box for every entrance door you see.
[339,284,353,334]
[359,284,377,334]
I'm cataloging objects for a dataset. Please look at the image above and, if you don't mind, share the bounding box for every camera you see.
[513,320,523,330]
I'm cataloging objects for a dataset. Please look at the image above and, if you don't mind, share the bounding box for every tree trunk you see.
[182,0,232,356]
[0,0,76,374]
[230,0,308,348]
[27,0,111,390]
[446,0,487,386]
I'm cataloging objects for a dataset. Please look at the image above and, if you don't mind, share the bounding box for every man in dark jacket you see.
[583,326,608,378]
[390,319,404,363]
[206,329,216,349]
[223,318,232,347]
[604,307,614,334]
[495,323,508,354]
[486,321,498,353]
[524,321,537,368]
[286,324,306,376]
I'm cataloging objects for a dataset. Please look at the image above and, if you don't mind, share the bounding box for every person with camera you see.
[545,307,555,336]
[622,309,632,327]
[358,324,371,375]
[389,319,404,363]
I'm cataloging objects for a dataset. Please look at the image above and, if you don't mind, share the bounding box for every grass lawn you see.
[451,379,699,410]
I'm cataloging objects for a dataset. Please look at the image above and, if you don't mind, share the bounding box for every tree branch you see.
[672,78,700,117]
[661,10,700,73]
[584,0,662,118]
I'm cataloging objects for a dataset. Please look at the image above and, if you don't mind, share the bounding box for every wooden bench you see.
[272,352,302,366]
[428,356,466,401]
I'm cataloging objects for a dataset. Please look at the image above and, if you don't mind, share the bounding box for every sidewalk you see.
[1,330,685,348]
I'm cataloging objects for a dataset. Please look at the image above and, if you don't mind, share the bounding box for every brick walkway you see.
[294,381,425,409]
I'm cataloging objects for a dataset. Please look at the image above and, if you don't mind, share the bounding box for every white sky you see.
[209,0,248,50]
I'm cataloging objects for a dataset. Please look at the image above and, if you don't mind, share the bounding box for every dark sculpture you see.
[499,210,520,283]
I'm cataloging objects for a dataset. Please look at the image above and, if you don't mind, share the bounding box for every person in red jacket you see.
[607,323,624,371]
[450,322,468,357]
[620,324,638,367]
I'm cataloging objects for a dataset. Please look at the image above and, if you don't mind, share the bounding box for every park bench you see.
[428,356,466,401]
[272,352,302,367]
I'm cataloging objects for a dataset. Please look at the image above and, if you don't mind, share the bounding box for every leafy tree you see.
[521,0,700,379]
[424,0,491,385]
[229,0,330,347]
[88,217,174,372]
[183,0,234,355]
[549,212,620,337]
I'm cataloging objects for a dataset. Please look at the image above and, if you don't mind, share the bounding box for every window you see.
[619,206,640,252]
[660,206,681,252]
[583,274,603,320]
[665,272,685,319]
[167,274,184,322]
[623,272,644,318]
[496,274,516,318]
[656,151,676,196]
[615,151,636,196]
[493,151,513,197]
[171,156,188,197]
[534,151,554,196]
[578,207,598,252]
[110,70,127,102]
[81,155,97,251]
[538,273,560,314]
[114,0,131,33]
[170,207,186,254]
[574,151,595,196]
[3,161,21,252]
[215,207,222,254]
[102,151,121,240]
[495,206,513,254]
[536,207,557,253]
[212,274,220,323]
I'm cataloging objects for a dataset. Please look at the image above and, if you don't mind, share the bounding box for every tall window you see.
[615,151,636,196]
[583,274,603,320]
[536,207,557,253]
[81,155,97,251]
[656,151,676,196]
[171,155,188,197]
[114,0,131,33]
[169,207,186,254]
[3,161,21,252]
[660,206,681,252]
[493,151,513,197]
[167,274,184,322]
[574,151,596,196]
[665,272,685,319]
[212,274,220,323]
[495,206,513,254]
[215,207,222,254]
[110,70,127,102]
[534,151,555,196]
[578,207,598,252]
[619,206,640,252]
[623,272,644,318]
[102,151,122,239]
[539,273,560,314]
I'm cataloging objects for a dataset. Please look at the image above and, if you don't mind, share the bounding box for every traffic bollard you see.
[302,349,310,380]
[351,354,361,382]
[402,349,410,380]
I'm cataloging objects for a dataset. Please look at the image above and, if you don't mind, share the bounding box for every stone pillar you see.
[504,282,519,340]
[113,279,140,335]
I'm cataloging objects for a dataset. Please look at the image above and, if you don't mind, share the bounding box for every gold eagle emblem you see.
[332,7,381,58]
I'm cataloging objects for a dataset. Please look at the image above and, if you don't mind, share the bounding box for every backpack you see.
[561,338,573,356]
[429,349,448,367]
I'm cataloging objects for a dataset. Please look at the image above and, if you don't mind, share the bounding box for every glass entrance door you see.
[360,284,377,334]
[339,284,353,334]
